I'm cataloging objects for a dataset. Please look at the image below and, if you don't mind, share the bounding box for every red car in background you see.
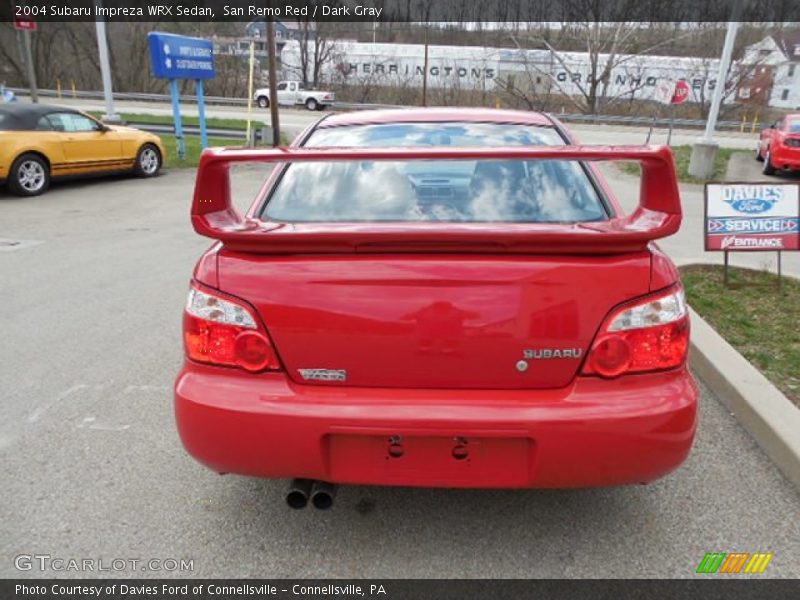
[174,109,697,509]
[757,113,800,175]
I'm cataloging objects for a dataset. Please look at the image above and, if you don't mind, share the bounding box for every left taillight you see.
[183,283,281,373]
[582,285,689,378]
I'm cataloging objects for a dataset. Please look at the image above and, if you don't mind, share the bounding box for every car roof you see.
[316,108,554,129]
[0,103,84,130]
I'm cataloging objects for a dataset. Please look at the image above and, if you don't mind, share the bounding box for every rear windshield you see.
[261,122,607,224]
[788,120,800,133]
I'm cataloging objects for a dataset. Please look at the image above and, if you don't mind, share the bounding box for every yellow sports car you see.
[0,103,166,196]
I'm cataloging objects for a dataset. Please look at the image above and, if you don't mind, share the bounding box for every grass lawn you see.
[159,136,244,169]
[680,264,800,407]
[89,111,259,130]
[620,145,747,183]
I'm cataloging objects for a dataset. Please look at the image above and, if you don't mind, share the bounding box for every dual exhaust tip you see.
[286,479,336,510]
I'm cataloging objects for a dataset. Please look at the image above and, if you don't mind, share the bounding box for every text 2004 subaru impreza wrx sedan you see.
[174,109,697,509]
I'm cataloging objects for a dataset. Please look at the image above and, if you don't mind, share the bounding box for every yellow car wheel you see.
[134,144,162,177]
[8,153,50,197]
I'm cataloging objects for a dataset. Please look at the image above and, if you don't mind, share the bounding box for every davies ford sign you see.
[705,183,800,251]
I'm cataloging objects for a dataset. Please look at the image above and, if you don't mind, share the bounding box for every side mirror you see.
[96,123,111,133]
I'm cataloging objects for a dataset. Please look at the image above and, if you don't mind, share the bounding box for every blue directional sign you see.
[146,31,215,159]
[147,32,215,80]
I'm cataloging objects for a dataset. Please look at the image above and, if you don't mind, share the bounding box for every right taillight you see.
[183,283,281,373]
[582,286,689,378]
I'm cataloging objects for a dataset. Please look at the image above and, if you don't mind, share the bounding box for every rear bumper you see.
[174,364,698,488]
[771,145,800,169]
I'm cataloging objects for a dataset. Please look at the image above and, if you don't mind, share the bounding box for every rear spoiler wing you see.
[191,145,681,254]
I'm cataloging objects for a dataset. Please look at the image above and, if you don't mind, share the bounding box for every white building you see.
[742,33,800,109]
[282,41,505,91]
[281,40,731,104]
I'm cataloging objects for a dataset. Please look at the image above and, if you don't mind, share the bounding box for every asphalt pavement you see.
[1,167,798,578]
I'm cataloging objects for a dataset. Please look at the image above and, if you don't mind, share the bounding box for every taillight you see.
[582,286,689,378]
[183,283,281,372]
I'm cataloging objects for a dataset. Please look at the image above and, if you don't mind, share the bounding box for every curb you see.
[689,306,800,489]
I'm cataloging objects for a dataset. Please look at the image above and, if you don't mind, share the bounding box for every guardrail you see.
[553,112,742,130]
[9,87,747,131]
[8,87,394,112]
[124,121,248,140]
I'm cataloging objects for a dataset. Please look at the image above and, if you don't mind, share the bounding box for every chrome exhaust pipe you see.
[310,481,337,510]
[286,478,313,509]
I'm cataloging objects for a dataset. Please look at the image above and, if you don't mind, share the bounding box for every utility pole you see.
[688,7,741,179]
[266,18,281,146]
[702,22,740,144]
[422,26,429,107]
[94,2,120,122]
[20,29,38,103]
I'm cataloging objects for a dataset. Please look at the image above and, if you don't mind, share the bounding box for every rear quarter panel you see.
[118,130,165,161]
[0,131,66,178]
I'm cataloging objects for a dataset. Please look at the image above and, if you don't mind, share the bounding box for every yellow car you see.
[0,103,166,196]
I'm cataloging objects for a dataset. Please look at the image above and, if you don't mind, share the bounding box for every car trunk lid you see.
[218,251,652,389]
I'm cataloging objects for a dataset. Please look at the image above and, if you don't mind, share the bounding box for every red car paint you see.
[175,109,697,489]
[758,113,800,173]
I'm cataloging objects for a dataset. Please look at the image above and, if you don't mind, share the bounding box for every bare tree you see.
[294,7,338,88]
[504,21,707,114]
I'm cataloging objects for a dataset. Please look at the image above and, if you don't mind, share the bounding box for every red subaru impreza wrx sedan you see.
[174,109,698,509]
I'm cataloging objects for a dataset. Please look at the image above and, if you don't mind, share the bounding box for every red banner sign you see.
[14,19,37,31]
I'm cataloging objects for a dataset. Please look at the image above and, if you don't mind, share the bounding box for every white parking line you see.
[123,384,172,393]
[77,416,131,432]
[26,384,92,424]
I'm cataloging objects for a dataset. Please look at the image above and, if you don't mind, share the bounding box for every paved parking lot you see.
[1,168,798,578]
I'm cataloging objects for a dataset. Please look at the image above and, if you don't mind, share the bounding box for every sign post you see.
[147,32,215,160]
[14,18,38,103]
[705,182,800,290]
[667,80,690,145]
[197,79,208,150]
[168,79,185,160]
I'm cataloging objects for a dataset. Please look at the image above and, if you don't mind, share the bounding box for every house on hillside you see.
[245,20,316,53]
[741,32,800,109]
[214,21,316,62]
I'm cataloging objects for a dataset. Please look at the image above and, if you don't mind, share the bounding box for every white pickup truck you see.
[254,81,335,111]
